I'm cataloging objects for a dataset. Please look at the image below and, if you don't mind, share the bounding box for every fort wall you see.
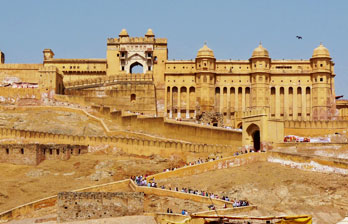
[0,127,238,160]
[0,87,42,104]
[268,151,348,175]
[109,109,243,146]
[0,144,88,165]
[57,192,144,223]
[273,142,348,160]
[284,120,348,137]
[146,153,266,181]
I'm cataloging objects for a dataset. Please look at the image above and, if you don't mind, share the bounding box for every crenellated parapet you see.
[242,108,270,118]
[64,72,154,89]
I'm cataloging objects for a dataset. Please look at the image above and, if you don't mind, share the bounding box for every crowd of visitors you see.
[131,154,251,215]
[131,175,249,209]
[162,156,223,173]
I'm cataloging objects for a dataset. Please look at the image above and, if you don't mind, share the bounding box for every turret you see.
[119,29,129,38]
[195,43,216,112]
[43,49,54,61]
[249,43,271,110]
[0,51,4,64]
[310,43,334,120]
[145,28,155,38]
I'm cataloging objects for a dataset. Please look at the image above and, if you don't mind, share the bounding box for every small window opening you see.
[57,149,60,155]
[148,66,151,71]
[122,66,125,71]
[6,148,9,154]
[21,148,24,154]
[320,78,323,82]
[131,94,136,102]
[50,149,53,155]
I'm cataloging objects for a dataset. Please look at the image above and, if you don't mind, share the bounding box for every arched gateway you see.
[246,123,261,151]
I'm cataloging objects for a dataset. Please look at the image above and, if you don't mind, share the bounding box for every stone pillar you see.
[234,87,238,112]
[219,87,223,113]
[186,87,190,118]
[177,88,181,118]
[169,87,173,118]
[302,87,306,120]
[275,86,280,118]
[284,87,289,119]
[227,87,231,119]
[293,87,298,120]
[164,86,168,117]
[242,87,246,111]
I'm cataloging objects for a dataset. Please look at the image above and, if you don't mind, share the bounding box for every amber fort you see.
[0,29,347,224]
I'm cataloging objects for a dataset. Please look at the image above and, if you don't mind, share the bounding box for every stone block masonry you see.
[0,143,87,165]
[57,192,144,223]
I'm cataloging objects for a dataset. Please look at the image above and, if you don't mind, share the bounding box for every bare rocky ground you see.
[0,149,184,212]
[0,108,105,136]
[156,161,348,224]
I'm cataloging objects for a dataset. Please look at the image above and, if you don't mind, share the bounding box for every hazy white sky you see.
[1,0,347,95]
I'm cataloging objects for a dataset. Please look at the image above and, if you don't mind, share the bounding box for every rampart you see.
[0,87,41,104]
[64,73,153,89]
[268,151,348,175]
[273,142,348,160]
[146,153,266,181]
[57,192,144,223]
[284,120,348,137]
[108,109,242,146]
[0,143,87,165]
[0,127,238,160]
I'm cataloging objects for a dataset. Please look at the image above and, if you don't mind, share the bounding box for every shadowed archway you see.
[246,123,261,151]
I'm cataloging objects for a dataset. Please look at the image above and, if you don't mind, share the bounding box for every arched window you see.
[131,94,136,102]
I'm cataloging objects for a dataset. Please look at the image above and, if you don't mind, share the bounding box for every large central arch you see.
[130,62,144,74]
[246,123,261,151]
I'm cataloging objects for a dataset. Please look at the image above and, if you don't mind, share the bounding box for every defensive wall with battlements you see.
[0,143,87,165]
[0,127,239,161]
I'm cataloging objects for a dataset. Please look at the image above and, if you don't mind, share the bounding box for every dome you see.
[197,43,215,58]
[119,29,129,37]
[251,43,269,58]
[145,28,155,37]
[312,43,330,58]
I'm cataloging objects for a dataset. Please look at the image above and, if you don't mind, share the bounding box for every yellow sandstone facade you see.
[0,29,345,128]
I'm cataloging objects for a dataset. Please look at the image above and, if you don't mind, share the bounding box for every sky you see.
[0,0,347,95]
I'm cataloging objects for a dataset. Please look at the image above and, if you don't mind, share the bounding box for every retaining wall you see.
[108,110,242,146]
[273,142,348,160]
[0,127,238,160]
[146,153,267,181]
[284,120,348,137]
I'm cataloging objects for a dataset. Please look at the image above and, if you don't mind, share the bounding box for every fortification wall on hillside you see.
[0,127,238,160]
[0,88,42,104]
[273,142,348,160]
[0,144,87,165]
[108,109,242,146]
[146,153,267,181]
[57,192,144,223]
[284,120,348,137]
